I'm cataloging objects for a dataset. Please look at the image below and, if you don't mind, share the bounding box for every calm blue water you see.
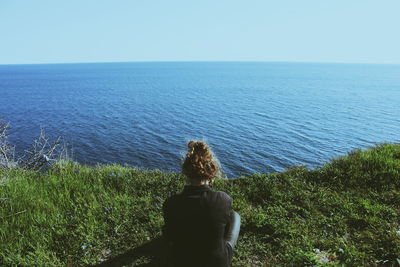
[0,62,399,177]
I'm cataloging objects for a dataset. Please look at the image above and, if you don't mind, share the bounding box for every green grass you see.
[1,144,399,266]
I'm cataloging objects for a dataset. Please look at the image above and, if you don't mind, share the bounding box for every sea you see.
[0,62,399,177]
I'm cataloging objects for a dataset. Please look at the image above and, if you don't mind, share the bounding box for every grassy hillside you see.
[1,144,399,266]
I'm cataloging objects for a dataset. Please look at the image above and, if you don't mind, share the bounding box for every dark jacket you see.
[162,184,233,267]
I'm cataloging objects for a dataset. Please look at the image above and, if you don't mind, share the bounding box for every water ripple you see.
[1,62,400,177]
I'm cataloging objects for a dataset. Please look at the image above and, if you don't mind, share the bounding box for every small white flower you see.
[338,248,344,253]
[81,245,88,250]
[313,248,320,254]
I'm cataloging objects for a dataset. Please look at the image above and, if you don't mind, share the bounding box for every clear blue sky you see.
[1,0,399,64]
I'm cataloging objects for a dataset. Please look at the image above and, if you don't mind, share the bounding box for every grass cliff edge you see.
[1,144,399,266]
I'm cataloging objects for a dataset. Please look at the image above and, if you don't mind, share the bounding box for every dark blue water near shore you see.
[1,62,399,177]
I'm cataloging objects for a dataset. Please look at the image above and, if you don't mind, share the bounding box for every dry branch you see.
[1,120,67,171]
[0,120,16,169]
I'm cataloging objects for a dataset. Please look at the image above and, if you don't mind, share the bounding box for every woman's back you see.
[162,140,240,267]
[163,184,233,267]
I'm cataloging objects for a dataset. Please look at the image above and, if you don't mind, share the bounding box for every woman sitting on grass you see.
[162,140,240,267]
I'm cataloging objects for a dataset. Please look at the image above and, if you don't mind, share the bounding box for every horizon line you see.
[1,60,400,66]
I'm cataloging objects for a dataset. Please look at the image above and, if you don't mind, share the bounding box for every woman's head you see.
[182,140,222,183]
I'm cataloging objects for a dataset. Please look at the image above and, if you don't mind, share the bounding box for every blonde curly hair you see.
[182,140,222,182]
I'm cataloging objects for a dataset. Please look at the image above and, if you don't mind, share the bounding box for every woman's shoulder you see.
[214,190,232,199]
[162,193,181,210]
[210,190,232,204]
